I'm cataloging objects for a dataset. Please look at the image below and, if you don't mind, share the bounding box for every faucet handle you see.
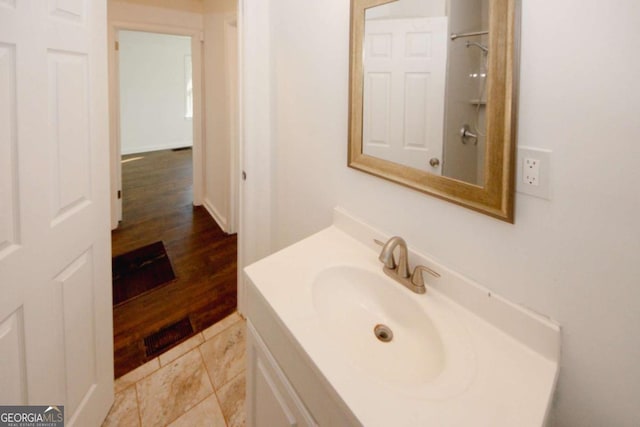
[411,265,441,289]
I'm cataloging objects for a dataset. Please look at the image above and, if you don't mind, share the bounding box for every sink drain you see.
[374,324,393,343]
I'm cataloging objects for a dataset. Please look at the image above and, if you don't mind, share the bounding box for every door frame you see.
[236,0,275,315]
[224,15,239,234]
[108,22,205,229]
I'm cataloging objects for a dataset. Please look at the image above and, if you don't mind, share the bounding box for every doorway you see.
[109,24,205,229]
[116,30,195,226]
[109,26,238,378]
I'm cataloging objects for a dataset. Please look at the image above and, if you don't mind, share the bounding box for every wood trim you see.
[348,0,520,222]
[224,13,240,235]
[203,196,229,233]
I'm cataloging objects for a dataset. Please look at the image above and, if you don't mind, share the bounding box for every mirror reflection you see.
[362,0,489,185]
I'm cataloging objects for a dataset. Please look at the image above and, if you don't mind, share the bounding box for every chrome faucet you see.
[377,236,440,294]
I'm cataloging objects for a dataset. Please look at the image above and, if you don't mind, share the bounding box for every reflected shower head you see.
[465,41,489,54]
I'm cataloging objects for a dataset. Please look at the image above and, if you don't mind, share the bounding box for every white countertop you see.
[245,209,560,427]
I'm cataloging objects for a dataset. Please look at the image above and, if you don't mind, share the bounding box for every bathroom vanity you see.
[244,208,560,427]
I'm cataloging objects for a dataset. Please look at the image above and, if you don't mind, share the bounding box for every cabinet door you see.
[247,322,317,427]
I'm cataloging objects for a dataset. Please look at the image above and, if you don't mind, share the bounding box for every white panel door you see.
[363,17,447,173]
[0,1,113,425]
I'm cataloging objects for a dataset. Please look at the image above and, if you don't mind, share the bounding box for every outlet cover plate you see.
[517,146,552,200]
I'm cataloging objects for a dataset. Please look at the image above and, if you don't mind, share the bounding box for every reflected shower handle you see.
[460,125,478,145]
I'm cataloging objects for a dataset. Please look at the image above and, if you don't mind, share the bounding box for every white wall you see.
[365,0,445,19]
[243,0,640,425]
[119,31,192,154]
[108,0,204,28]
[203,0,237,232]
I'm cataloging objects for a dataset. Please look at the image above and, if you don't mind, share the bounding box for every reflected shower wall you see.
[442,0,489,185]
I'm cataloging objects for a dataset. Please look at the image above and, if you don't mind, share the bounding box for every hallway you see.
[112,149,237,378]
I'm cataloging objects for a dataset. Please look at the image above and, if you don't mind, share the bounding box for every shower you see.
[466,40,489,137]
[465,41,488,54]
[451,31,490,141]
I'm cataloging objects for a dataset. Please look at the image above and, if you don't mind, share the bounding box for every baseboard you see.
[121,142,193,155]
[203,198,228,233]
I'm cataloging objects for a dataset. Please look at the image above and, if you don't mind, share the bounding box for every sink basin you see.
[312,266,445,386]
[245,219,561,426]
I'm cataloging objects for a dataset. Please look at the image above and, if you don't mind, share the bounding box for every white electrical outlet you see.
[523,158,540,186]
[517,147,552,200]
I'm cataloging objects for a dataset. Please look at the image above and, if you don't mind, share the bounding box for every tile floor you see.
[103,312,246,427]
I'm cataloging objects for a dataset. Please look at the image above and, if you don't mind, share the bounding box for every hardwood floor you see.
[112,149,237,378]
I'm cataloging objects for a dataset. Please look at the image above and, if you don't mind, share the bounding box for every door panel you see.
[0,1,113,425]
[49,0,85,22]
[48,51,92,223]
[0,43,17,256]
[55,250,97,415]
[363,17,447,174]
[0,309,26,405]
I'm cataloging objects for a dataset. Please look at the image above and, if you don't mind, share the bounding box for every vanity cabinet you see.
[245,277,362,427]
[246,322,317,427]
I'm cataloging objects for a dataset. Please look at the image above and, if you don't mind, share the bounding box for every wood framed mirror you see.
[348,0,520,222]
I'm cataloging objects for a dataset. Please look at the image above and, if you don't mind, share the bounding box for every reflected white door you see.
[0,1,113,425]
[363,17,447,173]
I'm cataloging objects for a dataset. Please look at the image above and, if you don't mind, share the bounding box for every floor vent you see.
[144,317,194,358]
